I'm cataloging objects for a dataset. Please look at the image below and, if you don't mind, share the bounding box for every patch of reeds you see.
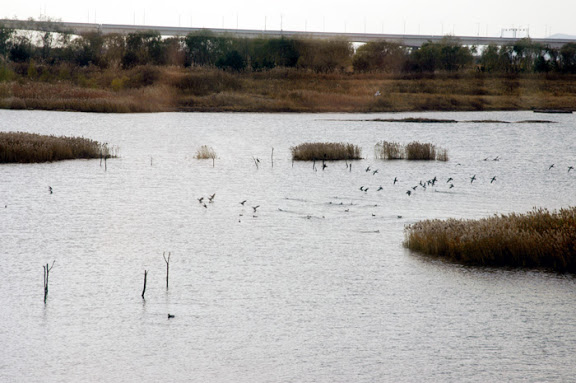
[374,141,404,160]
[195,145,217,160]
[291,142,362,161]
[4,66,576,113]
[375,140,448,161]
[405,141,437,160]
[403,207,576,273]
[0,132,114,163]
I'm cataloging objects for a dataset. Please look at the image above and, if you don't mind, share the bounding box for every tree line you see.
[1,22,576,74]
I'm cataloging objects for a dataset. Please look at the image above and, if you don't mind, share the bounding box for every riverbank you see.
[1,66,576,113]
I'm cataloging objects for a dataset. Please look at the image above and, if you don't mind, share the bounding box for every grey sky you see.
[3,0,576,38]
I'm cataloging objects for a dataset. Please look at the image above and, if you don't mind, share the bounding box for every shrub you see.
[291,142,362,161]
[404,207,576,273]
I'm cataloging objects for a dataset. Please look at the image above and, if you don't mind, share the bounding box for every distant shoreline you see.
[2,67,576,114]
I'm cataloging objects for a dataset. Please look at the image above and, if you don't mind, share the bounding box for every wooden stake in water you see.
[141,270,148,299]
[163,252,171,290]
[43,260,55,303]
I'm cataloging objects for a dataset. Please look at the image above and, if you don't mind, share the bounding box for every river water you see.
[0,110,575,382]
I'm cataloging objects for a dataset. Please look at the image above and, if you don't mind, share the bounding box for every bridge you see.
[1,19,575,48]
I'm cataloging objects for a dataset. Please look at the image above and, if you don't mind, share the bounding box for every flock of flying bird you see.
[188,154,575,221]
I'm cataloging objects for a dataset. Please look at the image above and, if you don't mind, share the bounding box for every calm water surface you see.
[1,110,575,382]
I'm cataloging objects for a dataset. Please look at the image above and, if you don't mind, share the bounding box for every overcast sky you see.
[3,0,576,38]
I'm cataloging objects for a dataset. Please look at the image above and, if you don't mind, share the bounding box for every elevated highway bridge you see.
[1,19,575,48]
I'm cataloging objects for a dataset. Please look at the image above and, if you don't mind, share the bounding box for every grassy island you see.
[0,131,114,163]
[404,207,576,273]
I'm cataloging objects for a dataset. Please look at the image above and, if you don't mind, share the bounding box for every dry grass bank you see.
[1,65,576,113]
[0,131,114,163]
[404,207,576,272]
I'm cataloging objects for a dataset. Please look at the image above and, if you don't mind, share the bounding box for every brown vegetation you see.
[0,131,114,163]
[195,145,217,160]
[375,140,448,161]
[291,142,362,161]
[1,65,576,113]
[404,207,576,273]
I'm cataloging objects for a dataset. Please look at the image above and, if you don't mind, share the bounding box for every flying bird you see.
[406,190,412,196]
[198,197,204,203]
[48,186,53,194]
[365,166,371,172]
[393,177,398,185]
[569,166,574,173]
[377,186,383,191]
[447,177,453,183]
[490,176,497,183]
[252,205,260,213]
[470,175,477,183]
[240,200,247,205]
[549,164,555,170]
[372,169,378,175]
[208,193,216,202]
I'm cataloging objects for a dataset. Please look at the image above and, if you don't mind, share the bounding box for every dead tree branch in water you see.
[43,260,55,303]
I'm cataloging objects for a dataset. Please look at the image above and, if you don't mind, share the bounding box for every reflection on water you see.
[1,110,575,382]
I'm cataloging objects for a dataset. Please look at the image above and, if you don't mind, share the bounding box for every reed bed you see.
[195,145,217,160]
[375,140,448,161]
[374,141,404,160]
[3,67,576,113]
[291,142,362,161]
[0,132,114,163]
[404,207,576,273]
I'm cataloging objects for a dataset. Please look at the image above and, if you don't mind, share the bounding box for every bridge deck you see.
[1,19,574,48]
